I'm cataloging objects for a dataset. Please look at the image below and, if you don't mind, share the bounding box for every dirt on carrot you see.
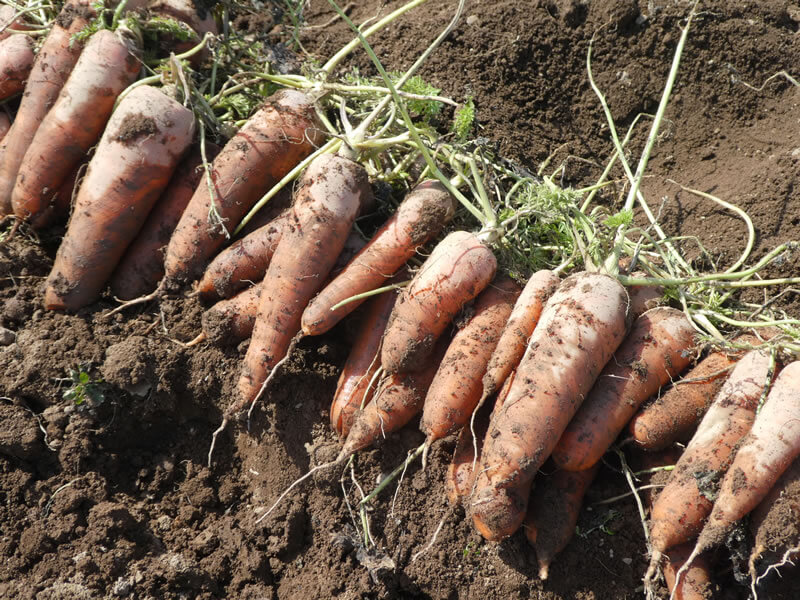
[2,0,800,599]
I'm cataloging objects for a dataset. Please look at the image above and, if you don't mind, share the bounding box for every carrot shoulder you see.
[470,271,631,541]
[0,0,93,215]
[420,276,520,444]
[44,85,195,311]
[301,180,456,336]
[552,307,696,472]
[163,89,321,286]
[233,153,371,417]
[11,28,141,223]
[381,230,497,374]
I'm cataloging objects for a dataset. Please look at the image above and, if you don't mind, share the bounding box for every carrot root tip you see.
[207,417,229,467]
[538,563,549,580]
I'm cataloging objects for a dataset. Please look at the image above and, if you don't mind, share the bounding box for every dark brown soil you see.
[2,0,800,598]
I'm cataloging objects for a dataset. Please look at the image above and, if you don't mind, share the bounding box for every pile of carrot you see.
[3,3,800,596]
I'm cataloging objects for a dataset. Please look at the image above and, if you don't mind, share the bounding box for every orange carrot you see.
[0,34,34,102]
[470,271,630,541]
[339,337,448,460]
[163,89,321,287]
[626,274,664,318]
[196,210,289,301]
[330,285,399,439]
[109,145,219,300]
[523,463,600,580]
[43,85,195,311]
[11,28,141,224]
[145,0,217,62]
[29,160,87,229]
[662,543,716,600]
[233,153,371,418]
[447,369,515,506]
[677,360,800,587]
[481,269,560,400]
[200,284,262,346]
[646,349,773,577]
[0,0,93,215]
[552,307,696,472]
[420,276,520,447]
[301,180,455,336]
[630,335,760,451]
[381,230,497,374]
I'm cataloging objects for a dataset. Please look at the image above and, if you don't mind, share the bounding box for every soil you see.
[2,0,800,599]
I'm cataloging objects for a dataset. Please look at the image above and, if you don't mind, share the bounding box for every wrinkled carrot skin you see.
[340,337,448,458]
[302,180,455,337]
[0,34,34,102]
[447,369,516,506]
[110,146,219,300]
[202,284,262,346]
[749,457,800,576]
[164,89,321,287]
[649,349,772,556]
[421,276,520,443]
[662,544,715,600]
[630,334,759,451]
[44,86,195,311]
[234,154,371,417]
[11,29,141,223]
[553,307,696,472]
[0,0,93,215]
[471,272,631,541]
[693,360,800,554]
[524,464,599,580]
[481,270,560,399]
[331,286,399,439]
[196,210,289,300]
[381,230,497,374]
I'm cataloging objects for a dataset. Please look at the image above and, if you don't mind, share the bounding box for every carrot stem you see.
[359,442,425,506]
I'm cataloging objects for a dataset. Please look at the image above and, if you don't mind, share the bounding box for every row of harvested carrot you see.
[3,4,799,597]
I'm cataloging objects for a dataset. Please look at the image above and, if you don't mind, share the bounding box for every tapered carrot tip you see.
[470,485,527,541]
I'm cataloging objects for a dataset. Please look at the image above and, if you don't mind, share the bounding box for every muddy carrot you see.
[0,34,34,102]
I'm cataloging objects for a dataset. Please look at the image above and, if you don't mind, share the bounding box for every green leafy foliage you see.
[62,367,106,409]
[452,97,475,142]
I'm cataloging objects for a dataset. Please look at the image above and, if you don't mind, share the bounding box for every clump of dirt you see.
[115,114,158,144]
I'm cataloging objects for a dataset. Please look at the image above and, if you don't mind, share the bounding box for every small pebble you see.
[0,326,15,346]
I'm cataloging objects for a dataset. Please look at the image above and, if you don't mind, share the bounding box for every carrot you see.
[748,456,800,582]
[145,0,217,62]
[470,271,631,541]
[420,276,520,449]
[552,307,696,472]
[330,285,399,439]
[523,463,600,580]
[626,274,664,318]
[196,209,289,301]
[233,153,371,419]
[675,360,800,593]
[11,28,141,224]
[198,284,262,347]
[163,89,321,287]
[109,145,220,300]
[481,269,560,400]
[301,180,456,337]
[29,160,87,230]
[338,336,448,460]
[380,230,497,374]
[645,348,773,579]
[630,334,760,451]
[0,0,94,216]
[0,34,34,102]
[447,369,516,506]
[233,185,293,238]
[662,543,716,600]
[43,85,195,311]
